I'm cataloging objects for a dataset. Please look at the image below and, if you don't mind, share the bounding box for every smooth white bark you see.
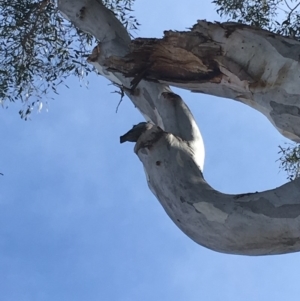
[58,0,300,255]
[135,124,300,255]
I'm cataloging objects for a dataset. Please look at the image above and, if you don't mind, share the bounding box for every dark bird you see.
[120,122,150,143]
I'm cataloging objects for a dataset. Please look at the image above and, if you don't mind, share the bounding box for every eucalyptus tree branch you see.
[58,0,300,255]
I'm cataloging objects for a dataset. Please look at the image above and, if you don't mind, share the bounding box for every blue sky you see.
[1,0,300,300]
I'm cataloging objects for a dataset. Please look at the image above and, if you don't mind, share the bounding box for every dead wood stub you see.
[105,33,223,86]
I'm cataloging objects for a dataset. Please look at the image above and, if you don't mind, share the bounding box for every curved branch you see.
[58,0,205,170]
[126,123,300,255]
[59,0,300,255]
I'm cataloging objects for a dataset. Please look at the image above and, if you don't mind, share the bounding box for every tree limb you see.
[106,22,300,142]
[58,0,300,255]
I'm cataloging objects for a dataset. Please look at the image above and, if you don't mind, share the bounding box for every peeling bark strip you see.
[59,0,300,255]
[105,32,223,85]
[106,33,223,83]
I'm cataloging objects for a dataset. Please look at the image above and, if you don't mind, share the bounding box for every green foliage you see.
[277,144,300,180]
[103,0,140,31]
[0,0,138,119]
[213,0,300,38]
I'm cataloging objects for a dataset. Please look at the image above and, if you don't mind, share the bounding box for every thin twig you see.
[286,0,300,20]
[111,83,125,113]
[284,0,292,11]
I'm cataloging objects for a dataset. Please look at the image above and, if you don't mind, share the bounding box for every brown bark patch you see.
[104,31,223,87]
